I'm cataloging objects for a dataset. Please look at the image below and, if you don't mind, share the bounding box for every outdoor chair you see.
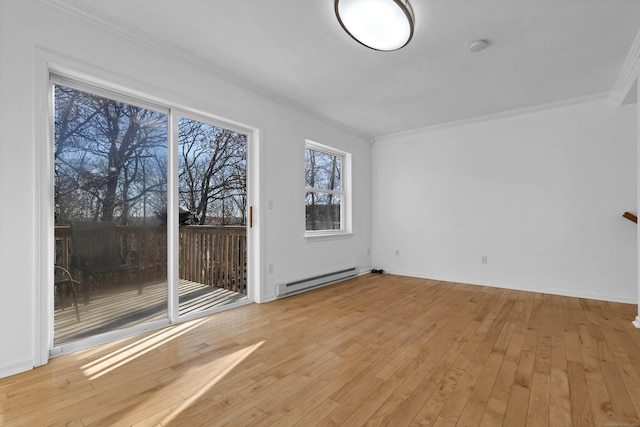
[70,221,141,305]
[54,265,80,322]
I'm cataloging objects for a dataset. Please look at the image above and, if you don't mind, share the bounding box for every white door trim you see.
[33,48,264,367]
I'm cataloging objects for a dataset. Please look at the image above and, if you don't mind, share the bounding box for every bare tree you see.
[305,149,318,230]
[54,84,167,225]
[178,118,246,225]
[305,148,341,230]
[55,85,247,228]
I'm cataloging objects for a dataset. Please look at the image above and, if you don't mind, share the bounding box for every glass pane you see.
[305,148,341,191]
[306,192,341,230]
[53,84,168,346]
[177,117,248,316]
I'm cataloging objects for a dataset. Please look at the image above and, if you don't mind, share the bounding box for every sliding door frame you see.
[171,109,257,322]
[33,49,262,365]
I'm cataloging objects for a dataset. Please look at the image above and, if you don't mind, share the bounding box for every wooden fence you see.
[55,225,246,293]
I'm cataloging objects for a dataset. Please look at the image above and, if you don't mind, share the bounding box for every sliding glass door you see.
[53,80,169,346]
[51,76,253,350]
[176,117,248,317]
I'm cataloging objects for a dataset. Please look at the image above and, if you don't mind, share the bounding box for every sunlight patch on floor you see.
[159,340,264,425]
[81,317,211,380]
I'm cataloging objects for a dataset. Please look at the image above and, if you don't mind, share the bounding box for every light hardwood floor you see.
[2,274,640,426]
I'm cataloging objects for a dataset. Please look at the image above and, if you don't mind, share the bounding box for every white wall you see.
[0,0,372,377]
[373,99,638,303]
[636,77,640,327]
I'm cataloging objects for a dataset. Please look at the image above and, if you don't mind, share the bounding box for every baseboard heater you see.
[277,267,358,298]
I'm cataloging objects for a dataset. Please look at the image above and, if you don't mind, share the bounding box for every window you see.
[305,140,351,235]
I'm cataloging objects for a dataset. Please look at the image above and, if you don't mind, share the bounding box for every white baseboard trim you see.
[633,316,640,329]
[0,360,33,380]
[262,293,277,303]
[381,269,638,304]
[358,267,373,276]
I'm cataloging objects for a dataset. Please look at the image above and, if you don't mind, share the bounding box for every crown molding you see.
[374,91,613,142]
[612,27,640,105]
[40,0,371,141]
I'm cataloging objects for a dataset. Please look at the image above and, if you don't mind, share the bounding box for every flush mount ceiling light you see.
[335,0,415,51]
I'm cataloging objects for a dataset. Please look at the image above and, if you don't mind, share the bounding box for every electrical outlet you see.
[268,264,274,274]
[395,249,400,257]
[481,256,488,264]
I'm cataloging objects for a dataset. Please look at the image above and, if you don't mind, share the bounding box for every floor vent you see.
[277,267,358,298]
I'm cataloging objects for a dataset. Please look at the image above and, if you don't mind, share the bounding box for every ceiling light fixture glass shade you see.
[335,0,415,51]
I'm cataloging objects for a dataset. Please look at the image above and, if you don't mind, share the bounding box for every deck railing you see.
[55,225,246,293]
[179,226,246,293]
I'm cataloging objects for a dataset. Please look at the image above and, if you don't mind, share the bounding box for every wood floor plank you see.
[515,351,536,389]
[455,397,487,427]
[341,369,406,425]
[503,384,530,427]
[411,367,463,425]
[549,367,572,427]
[431,416,457,427]
[600,360,640,425]
[267,379,339,425]
[316,375,384,426]
[2,273,639,427]
[471,350,505,402]
[438,361,484,420]
[478,397,507,427]
[526,372,550,427]
[567,361,595,427]
[580,323,618,427]
[489,358,518,404]
[387,378,438,426]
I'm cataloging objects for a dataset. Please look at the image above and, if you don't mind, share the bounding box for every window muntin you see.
[305,142,349,233]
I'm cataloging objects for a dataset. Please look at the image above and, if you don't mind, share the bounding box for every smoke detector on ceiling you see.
[468,40,489,52]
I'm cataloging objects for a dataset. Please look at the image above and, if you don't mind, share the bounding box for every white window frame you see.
[304,140,352,239]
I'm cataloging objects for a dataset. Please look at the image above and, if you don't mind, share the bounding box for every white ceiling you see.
[54,0,640,138]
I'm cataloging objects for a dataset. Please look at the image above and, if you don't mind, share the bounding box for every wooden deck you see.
[55,279,247,345]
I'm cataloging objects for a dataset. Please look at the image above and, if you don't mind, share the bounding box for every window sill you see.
[304,231,353,242]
